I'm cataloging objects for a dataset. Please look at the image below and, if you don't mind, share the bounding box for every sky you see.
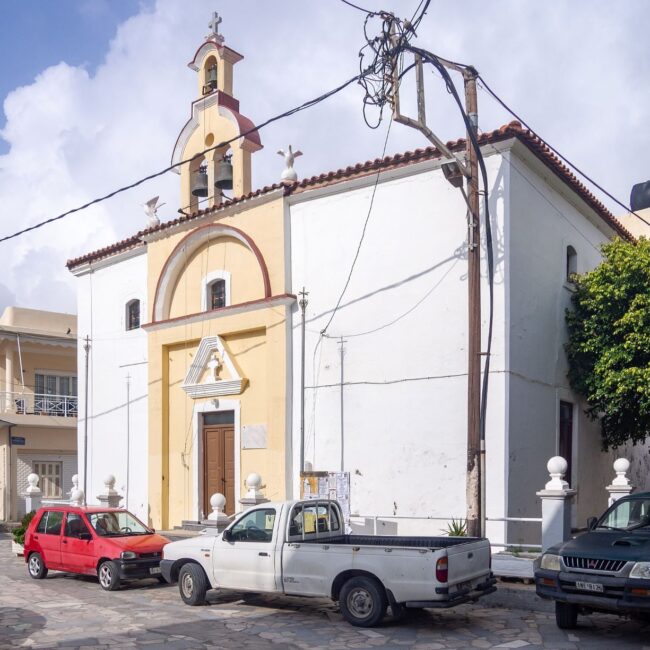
[0,0,648,315]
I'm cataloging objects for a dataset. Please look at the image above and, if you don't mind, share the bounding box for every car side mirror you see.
[222,529,232,542]
[587,517,598,531]
[79,531,92,541]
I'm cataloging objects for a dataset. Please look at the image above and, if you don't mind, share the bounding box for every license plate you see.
[149,567,162,575]
[575,581,604,593]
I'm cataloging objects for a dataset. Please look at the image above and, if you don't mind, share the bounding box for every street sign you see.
[10,436,26,446]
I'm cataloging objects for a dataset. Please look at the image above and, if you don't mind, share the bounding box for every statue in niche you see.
[206,351,223,383]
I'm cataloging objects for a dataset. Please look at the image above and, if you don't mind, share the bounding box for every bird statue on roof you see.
[277,145,303,182]
[142,196,165,228]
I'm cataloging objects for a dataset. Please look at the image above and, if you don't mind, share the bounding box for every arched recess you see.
[152,223,272,322]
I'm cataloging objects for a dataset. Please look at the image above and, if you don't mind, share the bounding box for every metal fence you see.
[1,391,78,418]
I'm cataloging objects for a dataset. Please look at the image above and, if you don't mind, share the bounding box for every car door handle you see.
[62,540,68,544]
[33,535,39,540]
[258,552,269,557]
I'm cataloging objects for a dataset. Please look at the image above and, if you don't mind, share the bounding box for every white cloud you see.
[0,0,648,315]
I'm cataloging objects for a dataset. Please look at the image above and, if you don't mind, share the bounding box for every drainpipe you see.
[15,335,24,389]
[83,336,91,497]
[7,424,13,521]
[298,288,308,474]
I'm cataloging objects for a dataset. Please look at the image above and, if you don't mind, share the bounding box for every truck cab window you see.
[229,508,276,542]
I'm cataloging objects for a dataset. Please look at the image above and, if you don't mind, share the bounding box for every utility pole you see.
[464,67,482,538]
[125,372,131,510]
[83,335,91,497]
[389,35,483,536]
[298,287,309,474]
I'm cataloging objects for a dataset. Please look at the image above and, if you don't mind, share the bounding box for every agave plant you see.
[442,518,467,537]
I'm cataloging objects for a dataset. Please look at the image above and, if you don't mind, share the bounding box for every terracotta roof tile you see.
[66,121,632,269]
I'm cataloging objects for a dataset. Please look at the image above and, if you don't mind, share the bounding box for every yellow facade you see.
[143,33,293,529]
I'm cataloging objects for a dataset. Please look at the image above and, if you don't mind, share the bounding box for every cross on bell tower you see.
[208,11,224,45]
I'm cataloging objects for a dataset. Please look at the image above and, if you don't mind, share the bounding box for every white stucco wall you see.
[507,144,619,535]
[75,249,149,522]
[289,152,509,540]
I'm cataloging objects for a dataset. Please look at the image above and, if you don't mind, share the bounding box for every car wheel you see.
[27,552,48,579]
[178,563,209,606]
[555,601,578,629]
[98,560,121,591]
[339,576,387,627]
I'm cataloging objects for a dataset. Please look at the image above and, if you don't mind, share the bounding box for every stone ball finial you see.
[26,473,40,493]
[547,456,568,477]
[613,457,630,474]
[70,488,85,506]
[545,456,570,491]
[245,473,262,489]
[612,457,631,487]
[104,474,116,490]
[71,474,79,489]
[210,493,226,511]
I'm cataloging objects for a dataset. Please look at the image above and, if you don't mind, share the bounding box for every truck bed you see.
[297,534,484,549]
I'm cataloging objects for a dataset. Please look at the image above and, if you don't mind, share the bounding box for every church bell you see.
[215,155,233,191]
[191,165,209,197]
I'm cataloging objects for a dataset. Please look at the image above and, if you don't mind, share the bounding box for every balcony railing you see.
[1,391,78,418]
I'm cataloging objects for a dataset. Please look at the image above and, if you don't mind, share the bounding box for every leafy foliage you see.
[442,518,467,536]
[566,238,650,449]
[12,510,36,546]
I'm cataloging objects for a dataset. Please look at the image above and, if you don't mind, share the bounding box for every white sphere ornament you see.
[612,458,631,486]
[26,473,40,493]
[545,456,570,490]
[104,474,116,490]
[210,493,226,511]
[246,473,262,489]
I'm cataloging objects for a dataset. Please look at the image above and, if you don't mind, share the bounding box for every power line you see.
[319,115,393,336]
[476,75,650,229]
[339,0,374,14]
[0,71,365,245]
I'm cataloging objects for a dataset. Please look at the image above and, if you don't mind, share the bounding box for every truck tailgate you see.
[446,539,491,586]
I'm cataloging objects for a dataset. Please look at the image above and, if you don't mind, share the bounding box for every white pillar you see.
[96,474,123,508]
[606,458,634,506]
[536,456,576,552]
[23,473,42,514]
[204,492,230,530]
[238,473,269,511]
[5,348,13,411]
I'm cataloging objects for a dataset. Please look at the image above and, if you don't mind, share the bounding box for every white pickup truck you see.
[161,499,496,627]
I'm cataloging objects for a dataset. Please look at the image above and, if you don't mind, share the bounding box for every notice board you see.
[300,471,351,526]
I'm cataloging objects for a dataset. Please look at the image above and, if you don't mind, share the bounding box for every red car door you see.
[34,510,64,569]
[60,513,96,575]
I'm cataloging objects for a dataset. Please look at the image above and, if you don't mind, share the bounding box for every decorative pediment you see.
[182,335,246,398]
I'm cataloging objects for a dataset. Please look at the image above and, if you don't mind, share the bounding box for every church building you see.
[69,15,646,545]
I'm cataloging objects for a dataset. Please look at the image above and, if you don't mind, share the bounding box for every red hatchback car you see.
[24,505,170,590]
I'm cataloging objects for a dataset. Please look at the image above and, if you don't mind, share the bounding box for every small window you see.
[34,462,62,498]
[288,502,341,539]
[36,510,63,535]
[566,246,577,282]
[64,513,91,539]
[229,508,276,542]
[208,279,226,310]
[126,299,140,330]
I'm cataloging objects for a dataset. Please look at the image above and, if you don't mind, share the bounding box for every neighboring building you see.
[67,18,642,543]
[0,307,77,520]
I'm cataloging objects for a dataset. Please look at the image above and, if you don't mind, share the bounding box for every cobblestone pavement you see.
[1,534,649,649]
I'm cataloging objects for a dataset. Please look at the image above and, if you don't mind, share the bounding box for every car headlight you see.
[120,551,137,560]
[540,553,561,571]
[630,562,650,579]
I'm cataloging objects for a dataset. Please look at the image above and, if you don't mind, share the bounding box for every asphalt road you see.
[1,533,649,649]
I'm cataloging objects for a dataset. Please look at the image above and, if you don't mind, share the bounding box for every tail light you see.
[436,557,448,583]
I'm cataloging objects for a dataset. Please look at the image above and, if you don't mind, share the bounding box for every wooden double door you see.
[202,411,235,516]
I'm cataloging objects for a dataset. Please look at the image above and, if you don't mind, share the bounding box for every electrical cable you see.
[477,75,650,228]
[319,115,393,336]
[339,0,374,14]
[0,72,365,245]
[403,44,494,444]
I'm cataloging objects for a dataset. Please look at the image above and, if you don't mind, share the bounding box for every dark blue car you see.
[535,492,650,629]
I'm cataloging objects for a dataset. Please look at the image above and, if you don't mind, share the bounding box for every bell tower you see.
[171,12,263,212]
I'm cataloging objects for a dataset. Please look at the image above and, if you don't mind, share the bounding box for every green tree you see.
[566,238,650,450]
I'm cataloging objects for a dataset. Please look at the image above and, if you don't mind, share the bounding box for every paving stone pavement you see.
[1,533,649,649]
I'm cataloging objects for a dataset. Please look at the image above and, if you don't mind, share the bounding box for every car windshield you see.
[598,497,650,531]
[88,511,151,537]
